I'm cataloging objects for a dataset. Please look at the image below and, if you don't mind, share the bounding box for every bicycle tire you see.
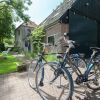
[70,56,86,74]
[36,62,74,100]
[87,62,100,90]
[27,60,40,89]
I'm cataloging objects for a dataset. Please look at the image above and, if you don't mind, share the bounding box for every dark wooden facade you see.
[61,0,100,57]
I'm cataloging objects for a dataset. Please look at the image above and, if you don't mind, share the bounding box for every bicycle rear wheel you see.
[87,62,100,90]
[36,62,74,100]
[71,56,86,74]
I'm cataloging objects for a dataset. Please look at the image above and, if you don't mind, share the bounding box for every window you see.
[18,30,20,36]
[27,29,31,33]
[48,35,55,45]
[26,29,31,36]
[25,40,28,47]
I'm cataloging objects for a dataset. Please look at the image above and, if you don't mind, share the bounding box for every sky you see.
[16,0,63,27]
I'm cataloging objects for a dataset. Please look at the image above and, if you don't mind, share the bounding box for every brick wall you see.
[45,22,69,53]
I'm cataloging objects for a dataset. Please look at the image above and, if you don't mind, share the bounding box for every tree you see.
[0,0,32,44]
[32,26,46,55]
[0,0,32,21]
[0,5,14,43]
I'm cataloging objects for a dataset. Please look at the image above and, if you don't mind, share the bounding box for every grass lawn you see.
[45,55,58,62]
[0,54,21,74]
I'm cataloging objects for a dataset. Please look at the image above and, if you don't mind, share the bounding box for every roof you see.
[40,0,100,28]
[15,20,37,30]
[40,0,76,27]
[22,20,37,27]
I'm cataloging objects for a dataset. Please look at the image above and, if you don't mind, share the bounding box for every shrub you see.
[12,47,23,53]
[0,43,5,51]
[17,63,27,72]
[32,26,45,56]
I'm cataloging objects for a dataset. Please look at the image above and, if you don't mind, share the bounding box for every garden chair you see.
[2,48,11,56]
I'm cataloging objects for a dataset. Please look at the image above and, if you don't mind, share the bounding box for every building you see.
[69,0,100,56]
[40,0,73,52]
[15,20,37,52]
[40,0,100,57]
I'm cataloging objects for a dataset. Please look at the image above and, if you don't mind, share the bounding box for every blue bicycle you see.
[36,42,100,100]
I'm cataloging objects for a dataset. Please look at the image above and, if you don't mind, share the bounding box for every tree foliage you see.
[0,0,32,43]
[0,5,14,42]
[32,26,46,55]
[0,0,32,21]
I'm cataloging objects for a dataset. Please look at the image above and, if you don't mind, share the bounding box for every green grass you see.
[45,55,58,62]
[0,54,20,74]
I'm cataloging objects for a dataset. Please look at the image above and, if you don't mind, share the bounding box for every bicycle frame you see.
[60,53,83,76]
[33,52,47,71]
[60,50,98,82]
[57,37,92,81]
[84,51,96,79]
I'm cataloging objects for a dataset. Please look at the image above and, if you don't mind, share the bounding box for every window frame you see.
[47,34,55,45]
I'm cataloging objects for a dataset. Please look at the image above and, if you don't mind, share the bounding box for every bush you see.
[24,52,37,59]
[12,47,23,53]
[17,63,27,72]
[0,43,5,51]
[32,26,45,56]
[4,39,13,45]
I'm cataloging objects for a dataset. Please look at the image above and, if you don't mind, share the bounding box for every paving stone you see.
[0,72,100,100]
[0,95,10,100]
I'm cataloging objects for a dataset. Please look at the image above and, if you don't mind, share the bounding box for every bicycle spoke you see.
[36,63,73,100]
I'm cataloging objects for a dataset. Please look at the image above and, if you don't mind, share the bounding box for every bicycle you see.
[28,40,86,90]
[50,34,86,74]
[36,40,100,100]
[35,39,79,100]
[28,43,63,89]
[27,43,52,89]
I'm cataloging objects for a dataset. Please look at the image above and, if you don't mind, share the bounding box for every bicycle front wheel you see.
[87,62,100,90]
[36,62,74,100]
[28,60,39,89]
